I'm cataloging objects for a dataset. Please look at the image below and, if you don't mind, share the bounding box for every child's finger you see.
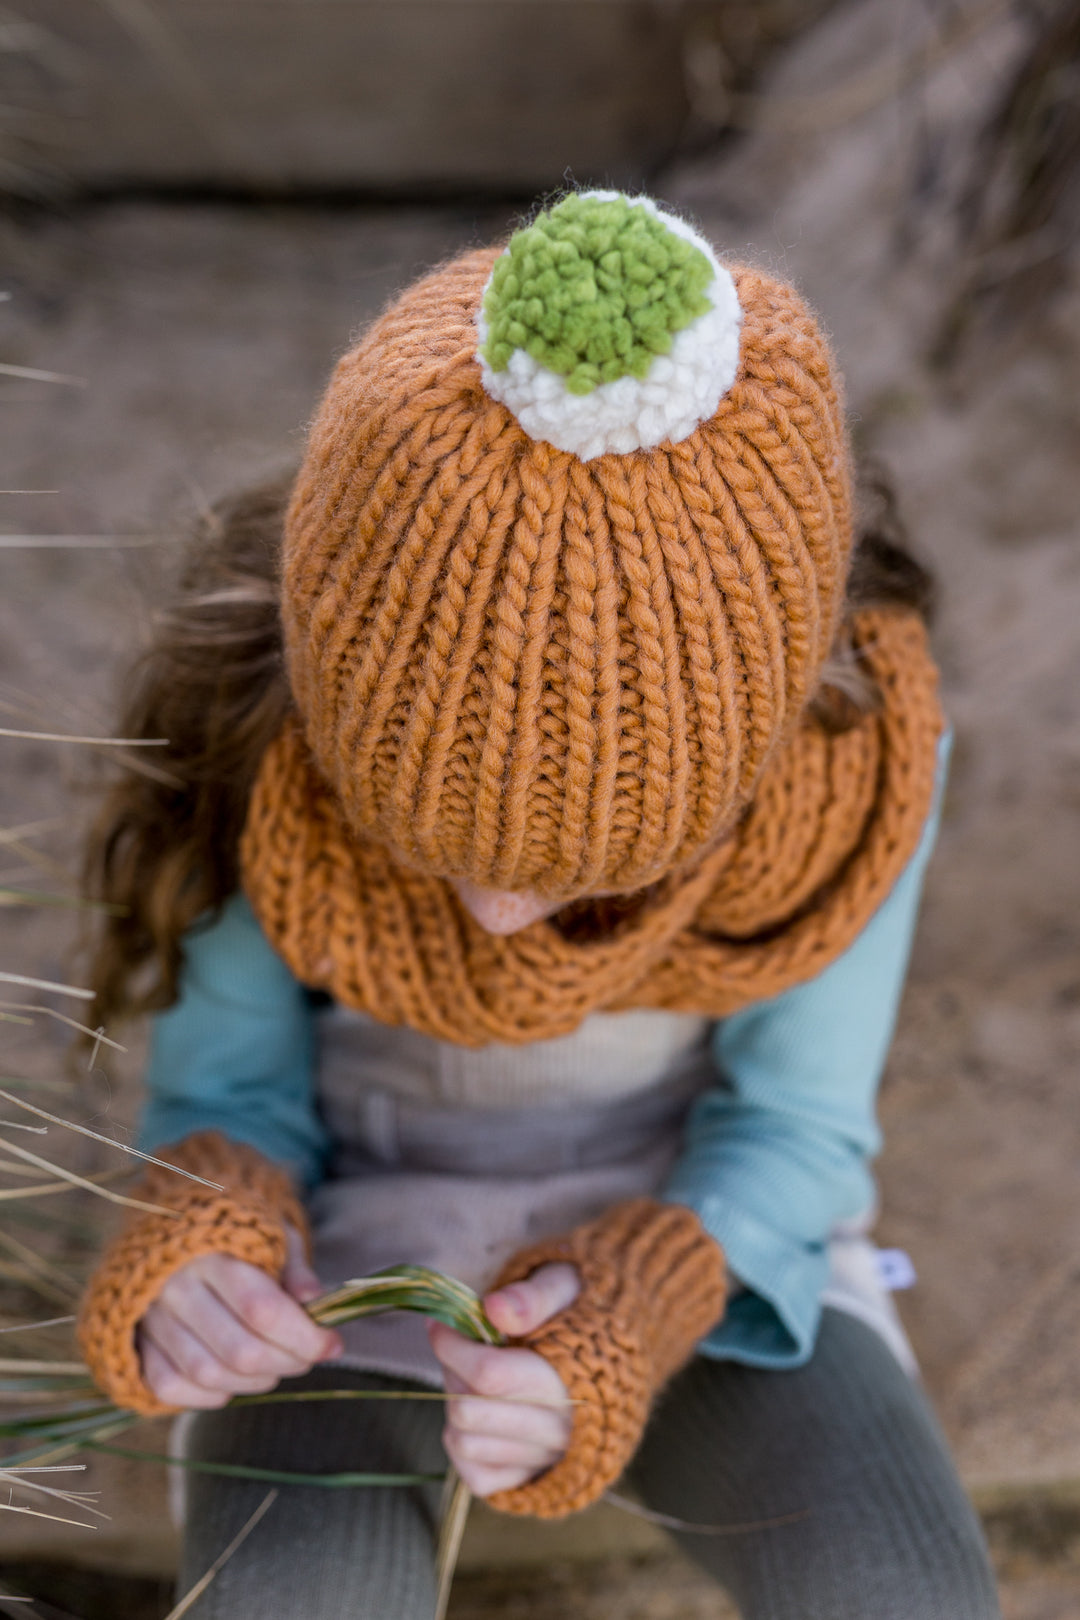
[139,1331,228,1410]
[446,1393,569,1458]
[448,1454,547,1500]
[282,1223,323,1304]
[483,1262,580,1338]
[140,1309,277,1397]
[429,1323,569,1406]
[447,1391,571,1454]
[157,1276,313,1381]
[445,1428,563,1474]
[198,1254,341,1363]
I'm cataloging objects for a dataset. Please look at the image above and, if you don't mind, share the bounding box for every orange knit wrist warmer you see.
[77,1132,307,1417]
[485,1198,726,1519]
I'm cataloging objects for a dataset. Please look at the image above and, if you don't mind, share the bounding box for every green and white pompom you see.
[477,190,742,462]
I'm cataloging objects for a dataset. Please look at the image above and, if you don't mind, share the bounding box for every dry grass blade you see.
[0,819,65,847]
[164,1490,278,1620]
[0,1392,95,1409]
[0,1361,87,1377]
[0,1496,98,1522]
[435,1471,472,1620]
[233,1387,573,1410]
[0,1317,75,1335]
[0,1404,133,1447]
[0,728,167,746]
[0,1230,80,1306]
[0,889,119,913]
[0,1091,222,1187]
[84,1437,444,1488]
[0,535,163,548]
[0,1009,125,1052]
[0,362,86,386]
[0,1376,97,1396]
[0,1160,76,1179]
[0,1462,105,1519]
[0,1078,74,1094]
[603,1488,811,1536]
[1,1466,86,1473]
[0,1172,127,1202]
[0,1137,180,1215]
[0,1265,74,1307]
[0,833,72,888]
[0,971,92,1002]
[0,1419,137,1474]
[0,1462,103,1530]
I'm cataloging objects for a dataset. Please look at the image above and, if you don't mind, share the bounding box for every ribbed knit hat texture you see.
[282,192,853,902]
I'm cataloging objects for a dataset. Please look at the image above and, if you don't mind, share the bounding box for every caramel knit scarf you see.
[240,607,942,1047]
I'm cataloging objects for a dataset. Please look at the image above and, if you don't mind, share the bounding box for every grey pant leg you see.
[177,1367,446,1620]
[630,1308,1000,1620]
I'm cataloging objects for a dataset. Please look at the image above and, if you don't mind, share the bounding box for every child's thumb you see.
[282,1222,323,1304]
[484,1262,581,1338]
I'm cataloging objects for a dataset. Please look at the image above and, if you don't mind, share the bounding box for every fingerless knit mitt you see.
[77,1131,306,1416]
[486,1197,727,1519]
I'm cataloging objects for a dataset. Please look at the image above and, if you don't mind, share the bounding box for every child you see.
[78,192,999,1618]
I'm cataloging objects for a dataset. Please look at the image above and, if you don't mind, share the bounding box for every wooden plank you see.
[20,1,693,191]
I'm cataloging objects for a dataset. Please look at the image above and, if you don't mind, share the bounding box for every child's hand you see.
[136,1224,343,1409]
[428,1262,579,1498]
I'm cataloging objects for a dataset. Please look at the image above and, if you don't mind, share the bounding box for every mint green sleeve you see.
[663,731,951,1368]
[138,894,328,1189]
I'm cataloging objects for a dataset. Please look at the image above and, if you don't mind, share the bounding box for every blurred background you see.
[1,1,1079,1615]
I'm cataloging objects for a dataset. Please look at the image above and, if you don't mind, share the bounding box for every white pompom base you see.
[476,194,742,462]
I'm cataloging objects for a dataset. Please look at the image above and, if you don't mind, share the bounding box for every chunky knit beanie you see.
[279,190,853,902]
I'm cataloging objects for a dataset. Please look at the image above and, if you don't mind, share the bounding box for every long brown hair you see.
[82,461,934,1029]
[83,476,292,1031]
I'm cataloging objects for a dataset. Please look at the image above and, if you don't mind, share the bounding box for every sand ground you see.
[1,0,1078,1611]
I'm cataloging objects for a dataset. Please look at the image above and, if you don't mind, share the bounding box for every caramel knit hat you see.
[281,191,853,902]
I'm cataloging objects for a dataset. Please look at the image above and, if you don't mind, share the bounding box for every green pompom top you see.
[481,193,714,396]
